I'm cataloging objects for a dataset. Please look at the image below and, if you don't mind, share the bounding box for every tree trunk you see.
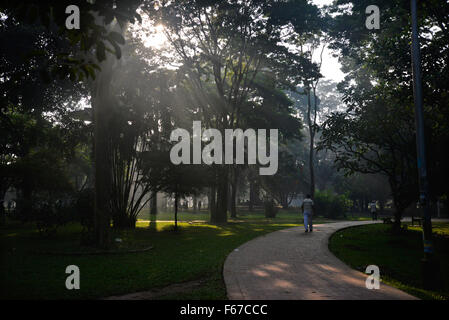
[20,182,32,223]
[392,207,403,234]
[230,168,238,218]
[264,196,277,218]
[209,185,216,221]
[308,139,315,199]
[91,53,115,248]
[391,188,408,234]
[0,201,5,226]
[113,214,136,229]
[89,15,137,247]
[379,201,385,214]
[306,89,316,199]
[213,167,228,224]
[249,179,261,209]
[162,195,168,211]
[148,210,157,231]
[281,196,289,209]
[174,192,178,231]
[150,191,157,215]
[193,194,197,212]
[249,180,254,211]
[0,187,7,225]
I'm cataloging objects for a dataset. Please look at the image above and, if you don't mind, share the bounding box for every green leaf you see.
[113,43,122,59]
[80,65,90,79]
[91,63,101,71]
[107,39,122,59]
[108,31,126,45]
[85,65,96,79]
[77,70,85,81]
[104,12,114,25]
[96,41,106,62]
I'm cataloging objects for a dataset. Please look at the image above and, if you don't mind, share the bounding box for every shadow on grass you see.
[329,223,449,300]
[0,218,308,300]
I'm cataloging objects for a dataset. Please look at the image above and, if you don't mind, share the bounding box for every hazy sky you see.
[138,0,346,83]
[312,0,346,83]
[320,48,345,83]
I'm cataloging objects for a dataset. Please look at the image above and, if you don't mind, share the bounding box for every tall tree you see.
[2,0,146,247]
[144,0,320,223]
[321,0,449,230]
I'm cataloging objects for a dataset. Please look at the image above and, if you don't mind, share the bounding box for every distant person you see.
[198,201,202,211]
[7,200,15,212]
[301,194,314,232]
[369,201,377,220]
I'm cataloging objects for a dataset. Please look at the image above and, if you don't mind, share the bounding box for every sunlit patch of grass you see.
[4,232,18,237]
[135,221,150,228]
[0,211,343,300]
[217,230,236,236]
[408,222,449,237]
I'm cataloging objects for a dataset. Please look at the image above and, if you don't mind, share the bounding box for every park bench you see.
[411,216,423,226]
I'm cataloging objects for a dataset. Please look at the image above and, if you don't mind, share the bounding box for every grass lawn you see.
[137,208,330,222]
[1,210,338,300]
[329,222,449,300]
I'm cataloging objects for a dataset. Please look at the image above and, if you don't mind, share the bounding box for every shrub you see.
[33,194,74,237]
[314,190,351,219]
[75,188,95,245]
[264,199,279,218]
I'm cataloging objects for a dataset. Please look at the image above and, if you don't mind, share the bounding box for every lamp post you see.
[410,0,438,289]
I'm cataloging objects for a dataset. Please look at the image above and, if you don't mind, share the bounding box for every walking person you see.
[301,194,314,233]
[369,201,377,220]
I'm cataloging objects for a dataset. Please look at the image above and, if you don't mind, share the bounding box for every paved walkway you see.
[223,221,418,300]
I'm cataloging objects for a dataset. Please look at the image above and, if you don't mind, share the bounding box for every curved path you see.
[223,221,418,300]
